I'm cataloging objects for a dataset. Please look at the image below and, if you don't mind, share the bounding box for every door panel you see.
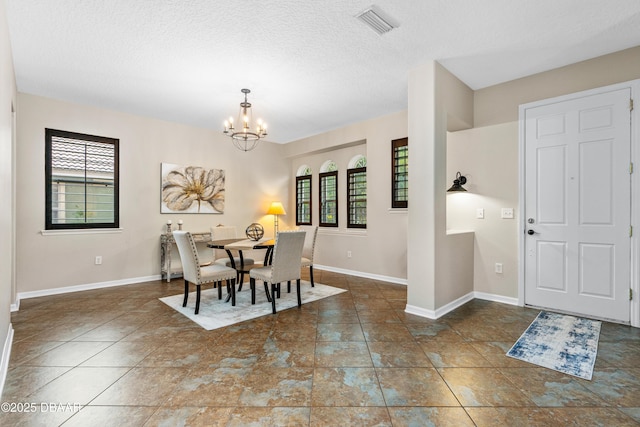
[579,140,613,225]
[537,241,567,291]
[579,243,614,297]
[524,87,631,322]
[537,145,567,224]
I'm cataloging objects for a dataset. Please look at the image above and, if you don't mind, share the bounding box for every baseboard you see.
[14,274,162,308]
[0,324,14,399]
[404,304,437,319]
[314,264,407,285]
[405,291,519,320]
[474,291,519,306]
[14,267,405,309]
[436,292,476,318]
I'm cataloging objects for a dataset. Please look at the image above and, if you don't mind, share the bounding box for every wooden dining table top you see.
[207,238,275,250]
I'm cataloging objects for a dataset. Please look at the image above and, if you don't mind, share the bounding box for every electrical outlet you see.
[95,256,102,265]
[476,208,484,219]
[347,251,352,258]
[495,262,503,274]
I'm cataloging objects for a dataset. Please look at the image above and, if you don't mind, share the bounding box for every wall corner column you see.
[406,61,439,315]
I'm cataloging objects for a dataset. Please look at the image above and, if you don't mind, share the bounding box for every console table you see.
[160,231,212,282]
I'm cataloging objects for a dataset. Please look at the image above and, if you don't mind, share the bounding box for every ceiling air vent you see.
[355,5,398,35]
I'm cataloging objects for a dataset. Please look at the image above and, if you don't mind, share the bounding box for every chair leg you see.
[287,280,291,293]
[230,278,236,306]
[271,282,277,314]
[238,271,244,292]
[217,280,222,300]
[183,280,189,307]
[296,279,302,307]
[276,283,281,299]
[263,282,272,302]
[195,284,201,314]
[224,280,233,303]
[309,266,315,287]
[250,277,256,304]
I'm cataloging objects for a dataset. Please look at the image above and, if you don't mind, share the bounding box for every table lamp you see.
[266,201,286,238]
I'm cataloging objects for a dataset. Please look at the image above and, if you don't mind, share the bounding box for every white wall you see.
[0,0,17,394]
[15,93,289,294]
[284,111,408,282]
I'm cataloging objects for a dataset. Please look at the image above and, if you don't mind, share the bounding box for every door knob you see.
[527,229,535,235]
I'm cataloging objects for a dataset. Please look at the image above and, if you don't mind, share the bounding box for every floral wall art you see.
[161,163,225,214]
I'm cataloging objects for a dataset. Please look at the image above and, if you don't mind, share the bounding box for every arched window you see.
[349,155,367,169]
[319,161,338,227]
[296,165,312,225]
[296,165,312,176]
[347,155,366,228]
[320,160,338,173]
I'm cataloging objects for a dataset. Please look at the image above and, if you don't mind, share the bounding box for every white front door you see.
[523,87,631,323]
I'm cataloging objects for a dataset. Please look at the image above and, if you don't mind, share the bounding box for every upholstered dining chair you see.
[299,225,318,287]
[249,230,306,314]
[173,231,237,314]
[210,225,255,290]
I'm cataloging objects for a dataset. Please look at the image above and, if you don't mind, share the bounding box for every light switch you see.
[501,208,514,219]
[476,208,484,219]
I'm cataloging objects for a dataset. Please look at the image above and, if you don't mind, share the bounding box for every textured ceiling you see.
[6,0,640,143]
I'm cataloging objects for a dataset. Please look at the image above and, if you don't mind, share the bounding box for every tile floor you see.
[2,270,640,426]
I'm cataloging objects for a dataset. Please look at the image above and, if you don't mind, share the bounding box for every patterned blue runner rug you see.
[506,311,601,380]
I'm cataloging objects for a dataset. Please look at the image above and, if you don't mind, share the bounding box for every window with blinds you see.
[392,137,408,208]
[45,129,119,229]
[347,167,366,228]
[319,171,338,227]
[296,174,312,225]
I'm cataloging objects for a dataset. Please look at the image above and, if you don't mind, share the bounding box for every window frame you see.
[391,137,408,209]
[295,174,312,226]
[319,170,338,227]
[347,166,367,229]
[45,128,120,230]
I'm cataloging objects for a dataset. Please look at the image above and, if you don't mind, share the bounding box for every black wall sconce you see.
[447,172,467,192]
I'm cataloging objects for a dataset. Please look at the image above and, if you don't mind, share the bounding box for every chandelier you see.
[223,88,267,152]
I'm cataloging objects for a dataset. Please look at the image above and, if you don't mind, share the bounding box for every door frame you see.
[518,79,640,327]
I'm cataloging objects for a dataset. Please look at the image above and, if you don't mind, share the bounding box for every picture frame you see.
[161,163,225,214]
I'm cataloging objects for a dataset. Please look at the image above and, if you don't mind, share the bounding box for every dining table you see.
[207,237,275,302]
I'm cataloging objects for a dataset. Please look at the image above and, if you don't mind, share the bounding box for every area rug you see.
[160,281,346,330]
[506,311,601,380]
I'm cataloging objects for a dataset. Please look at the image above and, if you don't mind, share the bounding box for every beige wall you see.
[284,111,408,282]
[8,24,639,327]
[434,63,476,308]
[406,61,476,315]
[0,0,17,390]
[15,94,289,294]
[475,46,640,127]
[450,45,640,303]
[447,123,519,298]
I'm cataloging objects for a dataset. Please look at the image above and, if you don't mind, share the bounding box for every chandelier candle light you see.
[223,88,267,152]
